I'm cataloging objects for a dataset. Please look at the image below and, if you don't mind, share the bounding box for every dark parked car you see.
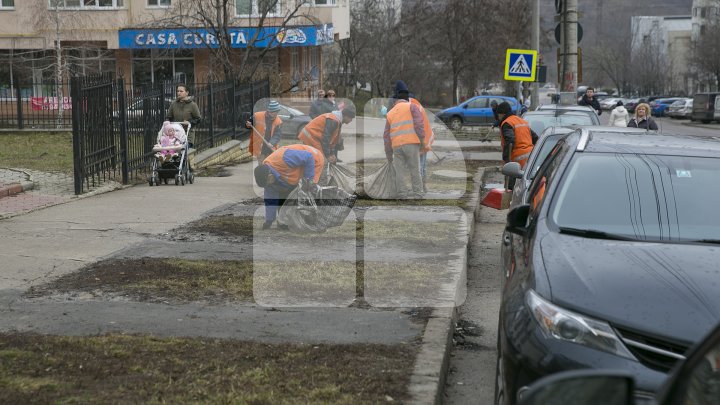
[495,128,720,405]
[436,95,519,130]
[276,103,312,138]
[519,321,720,405]
[624,98,648,113]
[522,105,600,134]
[692,92,720,123]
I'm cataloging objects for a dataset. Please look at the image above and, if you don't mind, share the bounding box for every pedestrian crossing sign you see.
[504,49,537,81]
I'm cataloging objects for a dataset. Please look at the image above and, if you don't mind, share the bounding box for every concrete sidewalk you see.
[0,137,502,404]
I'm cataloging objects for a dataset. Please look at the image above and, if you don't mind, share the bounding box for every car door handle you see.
[503,235,511,246]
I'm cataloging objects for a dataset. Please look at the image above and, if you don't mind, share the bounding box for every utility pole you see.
[561,0,578,92]
[531,0,540,108]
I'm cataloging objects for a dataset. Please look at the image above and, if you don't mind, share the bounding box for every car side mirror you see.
[502,162,524,179]
[506,204,530,236]
[518,370,635,405]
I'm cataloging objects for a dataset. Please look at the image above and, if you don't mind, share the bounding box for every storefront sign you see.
[31,97,72,111]
[118,25,333,49]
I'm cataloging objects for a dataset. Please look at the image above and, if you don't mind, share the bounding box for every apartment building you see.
[0,0,349,97]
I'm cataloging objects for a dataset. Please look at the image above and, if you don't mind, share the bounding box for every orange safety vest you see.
[410,98,434,153]
[387,101,421,149]
[500,115,534,169]
[263,144,325,185]
[298,113,341,156]
[249,111,282,157]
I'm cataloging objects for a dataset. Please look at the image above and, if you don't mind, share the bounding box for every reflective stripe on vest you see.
[387,101,420,149]
[250,111,282,157]
[297,113,341,156]
[263,144,325,185]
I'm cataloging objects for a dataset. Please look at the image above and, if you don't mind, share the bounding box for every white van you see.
[714,95,720,122]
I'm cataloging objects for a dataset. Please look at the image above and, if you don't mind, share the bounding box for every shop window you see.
[131,49,194,85]
[236,0,279,16]
[1,0,15,9]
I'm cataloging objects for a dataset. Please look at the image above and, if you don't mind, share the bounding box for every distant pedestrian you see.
[309,89,327,119]
[627,103,658,130]
[609,101,630,127]
[578,87,602,115]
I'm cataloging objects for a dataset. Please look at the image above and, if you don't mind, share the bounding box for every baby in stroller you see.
[149,121,194,186]
[156,121,184,163]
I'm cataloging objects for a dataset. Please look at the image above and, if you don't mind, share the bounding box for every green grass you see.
[0,333,417,404]
[0,132,73,173]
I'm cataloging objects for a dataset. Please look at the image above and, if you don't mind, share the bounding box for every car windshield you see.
[524,113,595,134]
[551,153,720,242]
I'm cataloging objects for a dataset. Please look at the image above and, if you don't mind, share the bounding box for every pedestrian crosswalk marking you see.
[509,55,531,74]
[504,49,537,81]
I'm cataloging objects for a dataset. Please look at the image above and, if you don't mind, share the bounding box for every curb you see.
[408,166,486,404]
[190,140,251,169]
[0,167,34,200]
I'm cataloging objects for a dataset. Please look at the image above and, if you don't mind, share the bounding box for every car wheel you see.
[449,116,463,131]
[702,120,711,124]
[494,332,508,405]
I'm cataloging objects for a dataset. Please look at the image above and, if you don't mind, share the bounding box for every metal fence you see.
[0,81,73,129]
[70,74,270,194]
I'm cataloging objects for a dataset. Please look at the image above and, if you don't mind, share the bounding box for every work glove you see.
[301,180,319,194]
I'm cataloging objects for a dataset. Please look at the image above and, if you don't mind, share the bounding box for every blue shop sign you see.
[119,25,333,49]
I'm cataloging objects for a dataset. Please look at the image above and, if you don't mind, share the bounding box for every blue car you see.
[650,98,682,117]
[436,95,519,130]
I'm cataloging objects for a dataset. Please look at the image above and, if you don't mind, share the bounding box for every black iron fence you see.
[69,74,270,194]
[0,81,73,129]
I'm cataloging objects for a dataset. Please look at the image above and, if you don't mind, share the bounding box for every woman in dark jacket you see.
[165,84,202,146]
[627,102,658,130]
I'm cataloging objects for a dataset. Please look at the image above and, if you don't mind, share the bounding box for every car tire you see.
[449,116,463,131]
[494,327,508,405]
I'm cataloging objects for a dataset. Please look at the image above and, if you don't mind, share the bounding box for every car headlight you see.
[526,290,636,360]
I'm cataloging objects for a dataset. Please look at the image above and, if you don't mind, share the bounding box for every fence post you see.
[208,81,215,148]
[71,77,83,195]
[118,78,129,185]
[15,86,23,130]
[231,80,237,139]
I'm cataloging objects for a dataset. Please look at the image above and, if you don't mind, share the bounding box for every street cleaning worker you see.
[298,105,356,164]
[384,80,426,199]
[246,100,283,162]
[254,144,325,230]
[495,101,538,170]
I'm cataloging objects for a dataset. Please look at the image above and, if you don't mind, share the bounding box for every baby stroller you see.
[149,122,195,186]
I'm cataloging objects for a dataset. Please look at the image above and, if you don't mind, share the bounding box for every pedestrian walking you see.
[609,101,630,127]
[165,84,202,147]
[298,104,356,164]
[246,100,283,162]
[578,87,602,115]
[384,80,426,199]
[254,144,324,230]
[627,103,658,130]
[309,89,327,119]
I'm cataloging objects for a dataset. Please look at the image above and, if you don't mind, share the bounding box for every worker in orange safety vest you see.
[495,101,538,190]
[298,105,355,164]
[246,100,283,162]
[254,144,325,230]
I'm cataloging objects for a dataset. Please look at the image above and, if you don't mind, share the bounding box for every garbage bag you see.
[357,161,397,199]
[328,163,356,194]
[278,180,356,233]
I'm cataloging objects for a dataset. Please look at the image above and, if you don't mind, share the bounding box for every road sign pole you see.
[562,0,578,92]
[531,0,540,108]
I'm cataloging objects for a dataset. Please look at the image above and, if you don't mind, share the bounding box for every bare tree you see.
[692,23,720,92]
[152,0,313,84]
[587,38,632,96]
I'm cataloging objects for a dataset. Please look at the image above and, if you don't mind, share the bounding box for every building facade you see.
[0,0,349,97]
[631,15,693,95]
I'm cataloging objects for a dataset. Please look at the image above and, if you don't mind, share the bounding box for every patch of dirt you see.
[0,333,418,404]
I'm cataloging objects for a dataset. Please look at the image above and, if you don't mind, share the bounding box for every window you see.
[236,0,279,16]
[147,0,170,6]
[313,0,336,5]
[132,49,194,85]
[49,0,123,7]
[1,0,15,8]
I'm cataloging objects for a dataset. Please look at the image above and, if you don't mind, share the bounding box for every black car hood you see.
[540,233,720,344]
